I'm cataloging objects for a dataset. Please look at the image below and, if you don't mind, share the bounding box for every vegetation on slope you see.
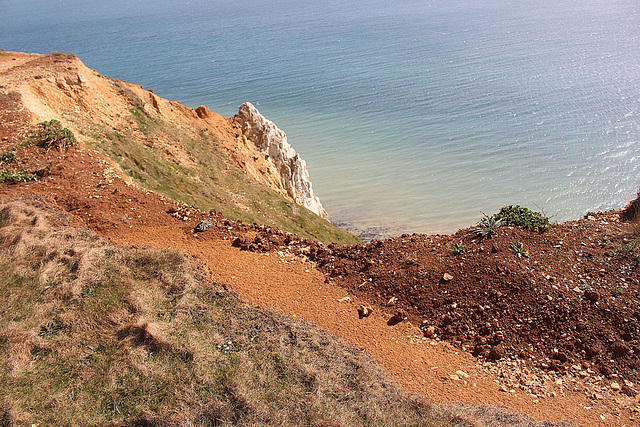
[84,90,358,245]
[0,199,445,426]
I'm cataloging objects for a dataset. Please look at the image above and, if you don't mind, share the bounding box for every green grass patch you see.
[129,107,156,135]
[88,120,358,244]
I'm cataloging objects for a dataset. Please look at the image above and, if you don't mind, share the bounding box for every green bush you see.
[27,120,78,150]
[493,205,550,233]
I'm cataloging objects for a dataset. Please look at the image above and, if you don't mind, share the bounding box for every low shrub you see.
[493,205,550,233]
[0,168,37,183]
[26,120,77,151]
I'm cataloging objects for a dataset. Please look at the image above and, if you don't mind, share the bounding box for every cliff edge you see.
[0,51,353,242]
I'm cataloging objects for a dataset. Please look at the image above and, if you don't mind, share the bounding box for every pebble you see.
[611,382,621,391]
[456,370,470,379]
[357,305,373,317]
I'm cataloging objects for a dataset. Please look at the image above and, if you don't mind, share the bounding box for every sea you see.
[2,0,639,238]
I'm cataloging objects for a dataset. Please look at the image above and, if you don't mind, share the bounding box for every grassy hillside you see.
[85,102,359,245]
[0,199,446,426]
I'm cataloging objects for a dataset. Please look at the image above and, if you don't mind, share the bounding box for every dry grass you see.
[0,199,442,426]
[440,404,576,427]
[0,198,568,426]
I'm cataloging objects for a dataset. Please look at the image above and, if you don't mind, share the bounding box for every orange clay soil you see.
[2,53,639,427]
[2,133,638,427]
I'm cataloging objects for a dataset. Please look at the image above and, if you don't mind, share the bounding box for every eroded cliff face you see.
[234,102,328,219]
[0,52,329,221]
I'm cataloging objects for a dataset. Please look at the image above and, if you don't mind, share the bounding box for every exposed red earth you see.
[2,50,640,425]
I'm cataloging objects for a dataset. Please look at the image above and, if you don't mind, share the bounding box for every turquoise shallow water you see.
[2,0,640,237]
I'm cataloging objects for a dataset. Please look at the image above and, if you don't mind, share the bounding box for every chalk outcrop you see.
[235,102,328,219]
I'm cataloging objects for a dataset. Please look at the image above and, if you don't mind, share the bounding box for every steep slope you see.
[0,51,356,244]
[0,199,451,426]
[3,50,639,425]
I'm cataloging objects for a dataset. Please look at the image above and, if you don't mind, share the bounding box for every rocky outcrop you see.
[235,102,328,219]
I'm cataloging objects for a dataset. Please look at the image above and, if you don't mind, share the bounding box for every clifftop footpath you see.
[1,51,640,426]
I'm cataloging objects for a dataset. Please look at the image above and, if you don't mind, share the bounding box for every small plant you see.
[0,151,16,164]
[620,263,634,275]
[597,236,610,248]
[473,215,503,239]
[26,120,77,151]
[0,168,37,183]
[451,242,466,255]
[611,285,625,298]
[510,242,529,258]
[39,319,65,339]
[493,205,550,232]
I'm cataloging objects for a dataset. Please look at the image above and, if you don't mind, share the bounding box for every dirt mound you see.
[621,190,640,222]
[304,215,640,383]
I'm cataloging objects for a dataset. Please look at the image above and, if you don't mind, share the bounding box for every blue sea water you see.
[2,0,640,237]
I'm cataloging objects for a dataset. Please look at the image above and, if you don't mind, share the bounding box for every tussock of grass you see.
[0,199,447,426]
[26,119,78,151]
[87,108,358,244]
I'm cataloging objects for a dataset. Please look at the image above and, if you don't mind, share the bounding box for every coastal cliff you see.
[0,51,352,242]
[3,51,640,426]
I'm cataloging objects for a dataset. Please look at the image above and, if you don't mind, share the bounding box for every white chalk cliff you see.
[235,102,328,219]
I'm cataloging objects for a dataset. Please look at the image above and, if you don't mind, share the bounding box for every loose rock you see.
[194,220,214,233]
[358,305,373,318]
[584,289,600,302]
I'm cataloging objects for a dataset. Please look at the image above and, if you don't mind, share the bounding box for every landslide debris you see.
[232,206,640,394]
[316,211,640,387]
